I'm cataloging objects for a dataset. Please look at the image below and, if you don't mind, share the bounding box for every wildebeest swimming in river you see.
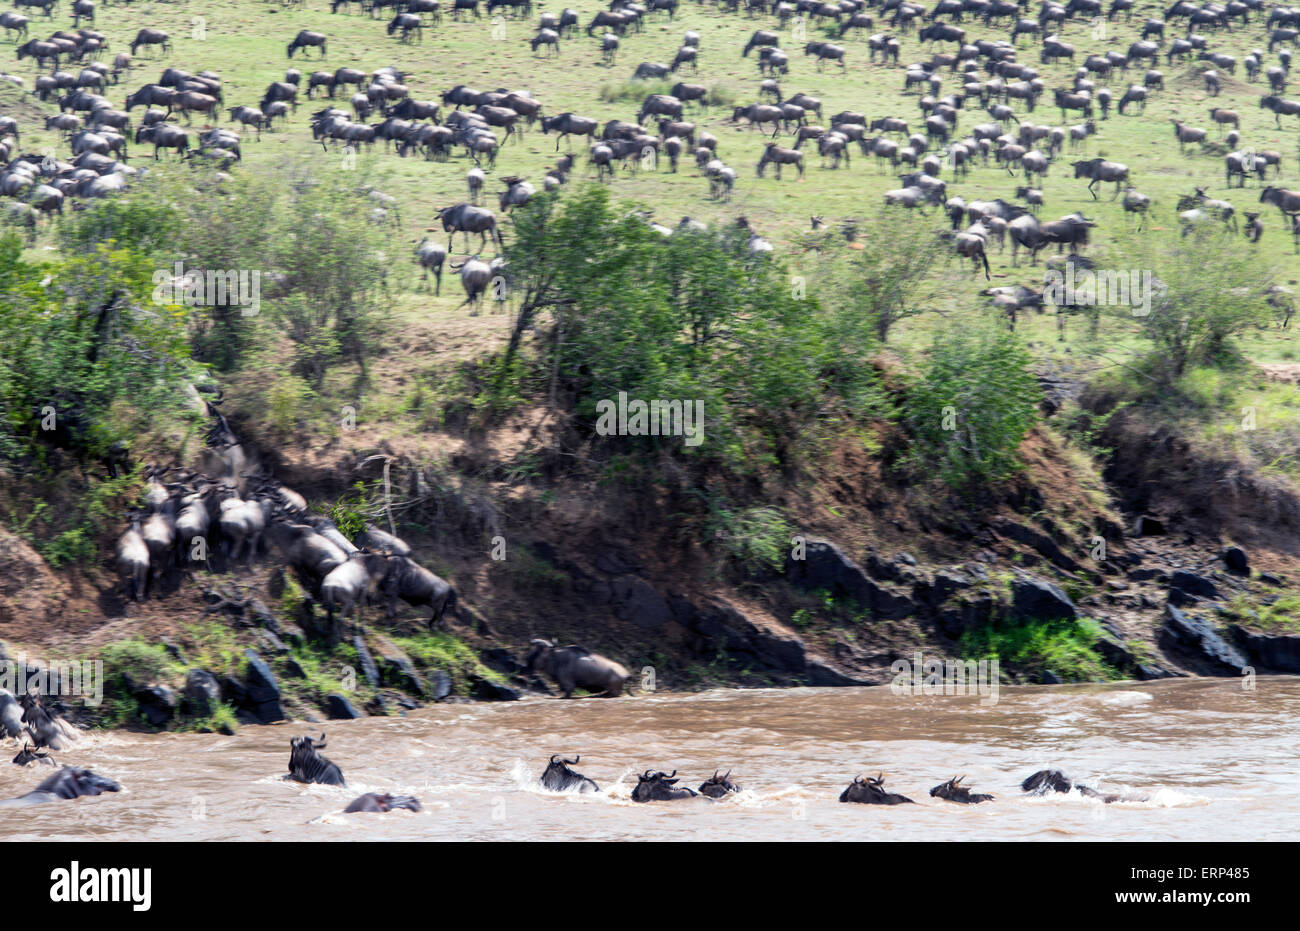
[12,742,55,767]
[540,754,600,793]
[344,793,422,813]
[930,775,995,804]
[524,639,629,698]
[839,773,915,805]
[19,692,77,750]
[631,769,698,802]
[286,733,346,786]
[1021,769,1131,803]
[698,770,741,798]
[0,767,120,807]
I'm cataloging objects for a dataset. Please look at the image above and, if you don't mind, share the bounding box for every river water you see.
[1,677,1296,841]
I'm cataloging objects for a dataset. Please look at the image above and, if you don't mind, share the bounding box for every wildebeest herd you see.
[2,686,1143,809]
[3,0,1300,317]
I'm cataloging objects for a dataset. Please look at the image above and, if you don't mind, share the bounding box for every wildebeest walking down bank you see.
[524,639,629,697]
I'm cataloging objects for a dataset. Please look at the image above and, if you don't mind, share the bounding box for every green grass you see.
[392,630,503,695]
[960,617,1120,683]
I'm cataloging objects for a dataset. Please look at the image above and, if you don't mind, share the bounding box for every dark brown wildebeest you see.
[930,775,995,803]
[286,734,345,786]
[524,639,629,697]
[839,773,915,804]
[540,755,600,793]
[631,770,697,802]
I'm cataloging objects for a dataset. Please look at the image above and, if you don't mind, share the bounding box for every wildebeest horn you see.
[666,770,677,778]
[550,754,560,764]
[570,755,580,764]
[723,770,731,781]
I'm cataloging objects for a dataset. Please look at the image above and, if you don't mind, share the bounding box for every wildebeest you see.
[631,770,698,802]
[436,202,502,250]
[12,742,54,767]
[287,30,327,58]
[19,693,77,750]
[540,754,600,793]
[377,554,458,626]
[1021,768,1127,803]
[698,770,741,798]
[1072,157,1129,199]
[286,734,346,786]
[756,142,803,178]
[0,767,120,807]
[320,551,391,630]
[130,28,170,57]
[415,237,447,293]
[539,111,597,150]
[523,639,629,698]
[839,773,915,804]
[930,775,995,803]
[344,793,422,813]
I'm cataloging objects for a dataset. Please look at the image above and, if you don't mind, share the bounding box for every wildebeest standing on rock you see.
[839,773,914,804]
[0,767,120,807]
[631,770,697,801]
[929,775,995,803]
[540,754,600,793]
[286,734,346,786]
[524,639,629,698]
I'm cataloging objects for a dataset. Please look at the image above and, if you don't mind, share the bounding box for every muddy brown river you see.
[1,677,1296,841]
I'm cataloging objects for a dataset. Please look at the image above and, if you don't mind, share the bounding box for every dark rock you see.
[258,629,290,656]
[283,657,308,679]
[614,578,672,630]
[134,684,177,727]
[1039,671,1062,685]
[325,693,364,720]
[1218,546,1248,576]
[1161,605,1248,674]
[593,548,639,575]
[689,598,807,672]
[1010,576,1077,623]
[352,635,381,689]
[1169,570,1218,600]
[1127,567,1168,583]
[1259,572,1284,586]
[219,675,248,707]
[370,635,426,697]
[1230,626,1300,674]
[1168,587,1200,608]
[243,649,286,724]
[427,669,453,701]
[786,539,916,620]
[1133,515,1165,537]
[183,669,222,717]
[991,518,1083,573]
[937,591,995,639]
[803,660,876,687]
[481,648,520,676]
[471,678,520,701]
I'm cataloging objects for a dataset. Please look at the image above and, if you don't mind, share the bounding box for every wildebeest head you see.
[929,775,995,804]
[839,773,915,805]
[523,638,553,673]
[12,742,53,768]
[1021,769,1073,794]
[541,754,600,793]
[697,769,740,798]
[40,767,121,800]
[631,769,698,802]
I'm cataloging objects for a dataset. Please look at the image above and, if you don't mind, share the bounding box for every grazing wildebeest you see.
[0,767,120,807]
[742,29,780,57]
[698,770,741,798]
[540,755,600,793]
[631,770,698,802]
[287,30,327,58]
[756,142,803,178]
[130,28,170,57]
[344,793,422,813]
[1021,769,1129,803]
[839,774,915,804]
[930,775,995,803]
[524,639,629,698]
[286,734,346,786]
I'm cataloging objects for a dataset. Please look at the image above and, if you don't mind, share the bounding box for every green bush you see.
[902,314,1040,493]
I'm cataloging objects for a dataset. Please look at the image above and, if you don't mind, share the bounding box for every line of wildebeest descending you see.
[1,688,1146,810]
[8,0,1300,310]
